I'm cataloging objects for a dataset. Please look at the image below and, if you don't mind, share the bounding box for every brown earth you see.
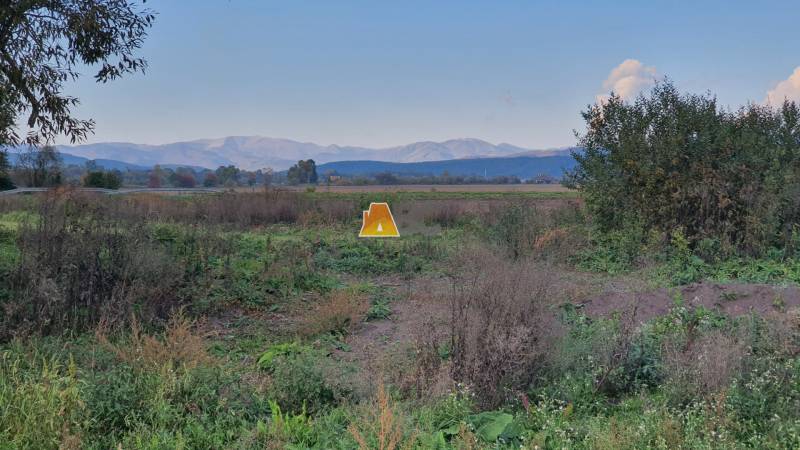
[582,281,800,323]
[342,274,800,376]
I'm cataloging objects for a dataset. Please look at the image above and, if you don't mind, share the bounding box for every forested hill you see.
[316,155,577,179]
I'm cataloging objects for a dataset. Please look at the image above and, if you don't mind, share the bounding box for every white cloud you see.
[597,59,658,103]
[765,67,800,105]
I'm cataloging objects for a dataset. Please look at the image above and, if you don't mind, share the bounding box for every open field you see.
[1,190,800,449]
[280,183,574,193]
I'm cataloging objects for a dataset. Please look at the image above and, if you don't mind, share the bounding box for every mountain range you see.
[51,136,573,171]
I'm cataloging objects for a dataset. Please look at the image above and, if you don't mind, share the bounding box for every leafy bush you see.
[569,81,800,256]
[261,343,359,414]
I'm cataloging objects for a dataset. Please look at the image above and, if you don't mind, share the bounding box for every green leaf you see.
[468,411,513,442]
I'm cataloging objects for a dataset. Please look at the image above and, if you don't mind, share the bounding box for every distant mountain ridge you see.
[6,151,206,172]
[316,155,577,180]
[52,136,574,171]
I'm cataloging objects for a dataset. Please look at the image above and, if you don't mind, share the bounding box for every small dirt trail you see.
[337,275,452,379]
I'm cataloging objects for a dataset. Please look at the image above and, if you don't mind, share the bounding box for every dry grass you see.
[299,290,369,337]
[348,385,417,450]
[111,190,355,227]
[96,310,213,372]
[662,330,748,404]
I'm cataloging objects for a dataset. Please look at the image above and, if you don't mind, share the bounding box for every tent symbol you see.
[359,202,400,237]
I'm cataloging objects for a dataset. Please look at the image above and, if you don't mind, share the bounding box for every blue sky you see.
[62,0,800,149]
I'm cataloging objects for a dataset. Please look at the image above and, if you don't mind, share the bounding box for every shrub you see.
[660,330,747,406]
[569,81,800,255]
[1,194,185,339]
[448,247,560,407]
[263,344,359,414]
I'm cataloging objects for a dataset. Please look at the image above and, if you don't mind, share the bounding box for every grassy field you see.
[279,183,574,193]
[0,190,799,449]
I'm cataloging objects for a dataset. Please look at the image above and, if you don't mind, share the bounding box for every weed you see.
[348,385,417,450]
[0,353,85,449]
[366,291,394,321]
[95,310,212,374]
[299,290,369,337]
[254,400,314,448]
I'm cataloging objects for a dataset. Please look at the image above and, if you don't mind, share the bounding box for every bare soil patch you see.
[337,275,452,385]
[583,281,800,322]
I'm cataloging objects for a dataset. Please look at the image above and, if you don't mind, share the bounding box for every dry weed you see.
[348,385,416,450]
[299,290,369,337]
[662,330,747,403]
[96,310,212,372]
[448,245,560,407]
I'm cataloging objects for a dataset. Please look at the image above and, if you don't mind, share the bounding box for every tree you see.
[172,168,196,188]
[0,151,13,190]
[104,170,122,189]
[14,145,62,187]
[148,165,162,188]
[247,171,256,186]
[374,172,398,185]
[215,165,239,186]
[0,1,155,147]
[305,159,318,184]
[286,159,318,185]
[286,165,301,185]
[262,167,273,188]
[83,169,120,189]
[83,171,105,188]
[203,172,218,187]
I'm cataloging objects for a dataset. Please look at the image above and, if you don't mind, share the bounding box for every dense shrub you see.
[569,81,800,256]
[484,200,586,261]
[1,194,186,339]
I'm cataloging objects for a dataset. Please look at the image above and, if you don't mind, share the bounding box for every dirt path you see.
[337,275,452,385]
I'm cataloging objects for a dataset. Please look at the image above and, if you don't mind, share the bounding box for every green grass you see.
[5,195,800,448]
[304,189,579,202]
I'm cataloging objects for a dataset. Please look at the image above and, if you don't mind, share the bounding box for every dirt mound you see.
[583,281,800,322]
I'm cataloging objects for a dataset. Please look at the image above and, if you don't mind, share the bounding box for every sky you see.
[59,0,800,149]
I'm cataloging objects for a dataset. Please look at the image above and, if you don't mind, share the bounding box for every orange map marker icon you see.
[359,202,400,237]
